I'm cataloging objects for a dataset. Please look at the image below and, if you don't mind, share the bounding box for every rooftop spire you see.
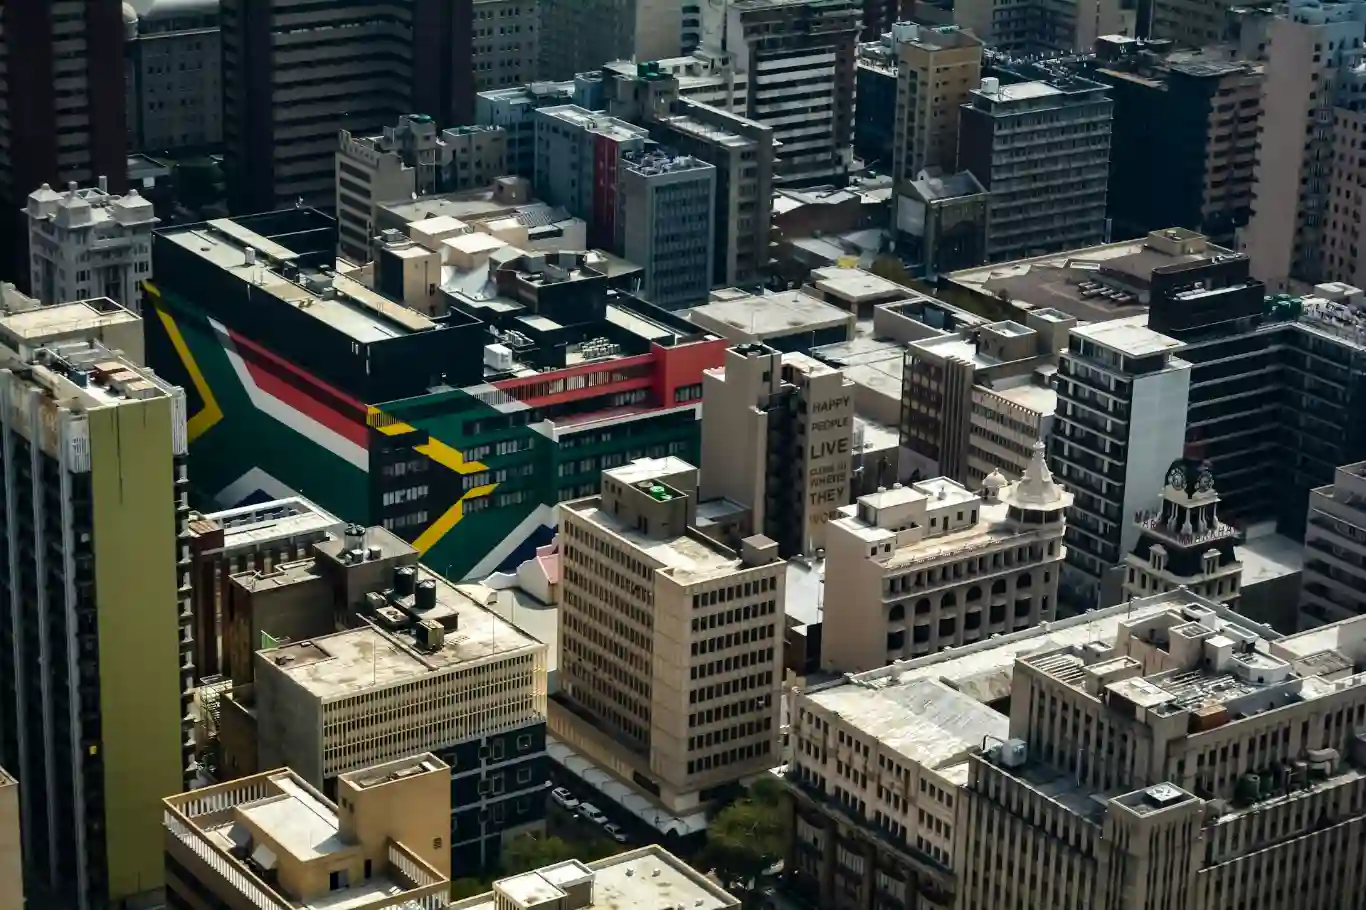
[1003,439,1068,509]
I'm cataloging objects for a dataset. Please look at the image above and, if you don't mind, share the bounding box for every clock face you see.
[1167,466,1188,490]
[1196,469,1215,493]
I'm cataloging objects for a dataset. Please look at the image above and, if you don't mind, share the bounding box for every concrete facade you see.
[555,457,784,814]
[472,0,539,91]
[619,149,716,310]
[123,0,222,153]
[476,81,579,178]
[0,769,19,910]
[889,24,982,192]
[533,105,650,246]
[1300,461,1366,628]
[539,0,691,80]
[954,0,1123,53]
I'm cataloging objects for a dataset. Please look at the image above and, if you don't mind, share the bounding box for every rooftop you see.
[657,113,757,149]
[0,297,139,345]
[536,105,651,144]
[688,289,853,338]
[189,498,345,554]
[809,266,913,302]
[1071,314,1184,357]
[6,340,182,414]
[911,332,999,369]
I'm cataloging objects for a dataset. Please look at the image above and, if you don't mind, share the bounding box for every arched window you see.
[889,603,905,621]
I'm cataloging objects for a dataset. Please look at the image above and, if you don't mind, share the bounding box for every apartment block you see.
[164,756,452,909]
[618,149,716,310]
[533,106,651,246]
[1243,0,1366,290]
[238,549,547,869]
[539,0,692,80]
[1048,315,1191,607]
[901,310,1072,485]
[25,180,156,313]
[1122,457,1244,607]
[653,100,775,289]
[222,0,474,212]
[556,457,785,814]
[1093,37,1263,245]
[448,846,741,910]
[124,0,222,155]
[472,0,539,91]
[601,53,750,118]
[701,345,857,557]
[959,72,1112,263]
[187,498,345,680]
[955,0,1123,53]
[822,445,1071,672]
[1323,58,1366,287]
[721,0,862,184]
[1300,461,1366,628]
[889,24,983,190]
[476,80,579,178]
[0,332,193,910]
[0,769,18,910]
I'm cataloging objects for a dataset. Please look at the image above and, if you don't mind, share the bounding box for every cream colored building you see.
[700,344,856,557]
[955,0,1124,53]
[0,768,19,910]
[821,441,1071,673]
[887,23,983,192]
[787,588,1366,910]
[163,755,452,909]
[556,457,785,814]
[967,381,1056,489]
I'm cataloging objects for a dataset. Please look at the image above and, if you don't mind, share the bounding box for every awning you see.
[547,736,709,836]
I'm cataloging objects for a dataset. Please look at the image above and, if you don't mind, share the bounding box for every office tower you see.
[600,54,750,119]
[148,209,723,581]
[887,24,983,191]
[959,73,1113,263]
[1300,462,1366,628]
[0,769,18,910]
[900,311,1073,484]
[539,0,691,80]
[221,0,475,213]
[1122,458,1243,606]
[822,446,1071,672]
[722,0,862,184]
[248,555,547,869]
[0,321,193,909]
[122,0,222,154]
[557,457,784,812]
[186,497,344,680]
[955,0,1123,52]
[164,756,453,907]
[1048,315,1191,607]
[472,0,540,91]
[25,181,157,314]
[533,106,651,246]
[618,149,716,309]
[701,345,856,557]
[1243,0,1366,290]
[1089,37,1262,245]
[451,847,742,910]
[476,81,580,179]
[653,100,774,289]
[855,39,899,167]
[860,0,912,39]
[0,1,128,287]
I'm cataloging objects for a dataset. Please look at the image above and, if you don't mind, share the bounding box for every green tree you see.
[701,778,788,892]
[500,833,616,876]
[449,877,492,900]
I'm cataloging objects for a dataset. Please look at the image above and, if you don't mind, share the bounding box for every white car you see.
[550,787,580,812]
[579,802,608,825]
[603,822,629,844]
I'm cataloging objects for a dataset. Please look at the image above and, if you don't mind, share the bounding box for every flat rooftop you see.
[536,105,650,143]
[563,502,756,585]
[0,297,138,343]
[988,380,1058,416]
[657,113,756,149]
[911,332,998,369]
[688,289,852,338]
[1071,314,1183,357]
[190,497,344,553]
[809,266,911,302]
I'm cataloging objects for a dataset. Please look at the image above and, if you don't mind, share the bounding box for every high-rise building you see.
[533,105,651,246]
[600,53,750,119]
[1049,315,1191,607]
[1243,0,1366,290]
[653,100,774,289]
[164,756,453,908]
[618,149,716,309]
[0,1,129,287]
[122,0,223,154]
[0,319,193,909]
[25,181,157,314]
[958,72,1113,263]
[822,445,1071,672]
[476,80,580,179]
[720,0,862,184]
[0,768,19,910]
[472,0,540,91]
[701,345,856,557]
[221,0,475,213]
[539,0,692,80]
[1300,461,1366,628]
[887,24,983,191]
[1092,37,1263,245]
[556,457,785,814]
[1122,457,1244,606]
[147,209,725,581]
[955,0,1124,52]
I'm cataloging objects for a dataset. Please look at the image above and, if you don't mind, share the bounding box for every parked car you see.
[551,787,580,812]
[603,822,629,844]
[579,802,608,825]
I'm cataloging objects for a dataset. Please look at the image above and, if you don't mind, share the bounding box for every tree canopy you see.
[700,777,788,891]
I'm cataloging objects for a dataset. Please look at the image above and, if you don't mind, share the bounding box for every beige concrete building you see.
[1300,461,1366,629]
[821,441,1071,673]
[787,588,1366,910]
[556,457,785,814]
[164,755,452,909]
[886,23,982,193]
[539,0,690,80]
[955,0,1124,53]
[448,846,741,910]
[700,345,856,556]
[1324,88,1366,286]
[0,768,19,910]
[472,0,539,91]
[900,310,1073,484]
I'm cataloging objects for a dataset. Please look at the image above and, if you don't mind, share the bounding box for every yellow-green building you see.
[0,300,193,910]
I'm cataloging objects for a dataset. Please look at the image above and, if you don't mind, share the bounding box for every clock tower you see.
[1122,457,1243,606]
